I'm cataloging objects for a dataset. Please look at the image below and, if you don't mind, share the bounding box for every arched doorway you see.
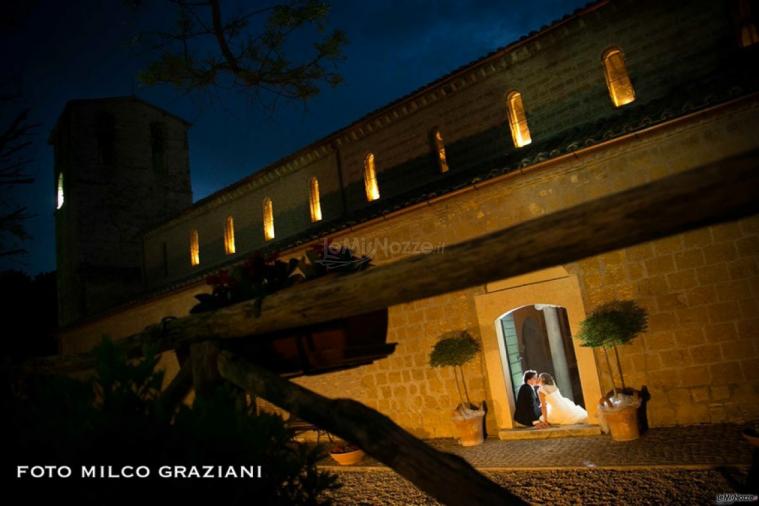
[473,266,602,435]
[499,304,584,408]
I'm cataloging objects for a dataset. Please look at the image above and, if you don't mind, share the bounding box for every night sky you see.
[1,0,588,275]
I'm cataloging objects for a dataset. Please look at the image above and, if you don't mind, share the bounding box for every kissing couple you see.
[514,370,588,428]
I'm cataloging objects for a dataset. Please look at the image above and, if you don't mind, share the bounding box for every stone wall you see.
[576,221,759,425]
[60,94,759,435]
[140,0,743,293]
[143,151,344,287]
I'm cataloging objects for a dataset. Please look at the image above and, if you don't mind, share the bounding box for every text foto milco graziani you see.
[17,465,263,479]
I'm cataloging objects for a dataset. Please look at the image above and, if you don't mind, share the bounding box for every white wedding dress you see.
[539,385,588,425]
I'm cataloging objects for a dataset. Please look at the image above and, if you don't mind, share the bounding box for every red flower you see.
[206,269,232,287]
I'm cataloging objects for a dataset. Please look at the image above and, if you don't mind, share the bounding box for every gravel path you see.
[325,468,747,505]
[320,425,753,470]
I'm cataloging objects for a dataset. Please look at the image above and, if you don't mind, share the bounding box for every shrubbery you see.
[2,339,338,504]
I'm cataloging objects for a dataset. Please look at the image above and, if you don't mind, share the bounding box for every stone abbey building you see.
[53,0,759,438]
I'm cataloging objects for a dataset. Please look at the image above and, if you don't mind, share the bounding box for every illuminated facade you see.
[54,0,759,437]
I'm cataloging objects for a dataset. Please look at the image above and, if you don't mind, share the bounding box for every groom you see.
[514,370,549,429]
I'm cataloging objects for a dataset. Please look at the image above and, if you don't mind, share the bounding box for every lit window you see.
[190,229,200,266]
[224,216,236,255]
[506,91,531,148]
[602,48,636,107]
[736,0,759,47]
[364,153,380,201]
[309,177,322,222]
[263,197,275,241]
[432,128,449,173]
[56,172,64,209]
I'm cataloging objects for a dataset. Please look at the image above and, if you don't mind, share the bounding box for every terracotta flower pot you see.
[602,404,640,441]
[452,409,485,447]
[329,448,365,466]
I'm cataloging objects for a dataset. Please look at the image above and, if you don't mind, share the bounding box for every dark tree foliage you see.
[0,270,57,360]
[134,0,347,103]
[575,299,648,393]
[576,300,648,348]
[429,330,481,408]
[429,331,480,369]
[2,338,339,504]
[0,90,36,258]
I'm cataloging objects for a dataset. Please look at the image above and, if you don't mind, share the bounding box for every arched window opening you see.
[506,91,532,148]
[224,216,236,255]
[735,0,759,47]
[150,122,167,174]
[432,128,449,173]
[602,48,636,107]
[364,153,380,202]
[309,177,322,222]
[96,112,115,165]
[190,229,200,266]
[56,172,64,210]
[263,197,275,241]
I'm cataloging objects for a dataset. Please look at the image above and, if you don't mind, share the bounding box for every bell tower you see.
[51,97,192,327]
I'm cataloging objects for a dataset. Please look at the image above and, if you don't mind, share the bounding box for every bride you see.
[538,372,588,425]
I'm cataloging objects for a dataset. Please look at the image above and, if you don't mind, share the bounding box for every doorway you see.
[473,267,602,435]
[499,304,584,408]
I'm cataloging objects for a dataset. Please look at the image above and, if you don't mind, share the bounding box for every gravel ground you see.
[324,469,747,505]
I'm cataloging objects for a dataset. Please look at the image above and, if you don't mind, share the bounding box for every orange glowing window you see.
[263,197,275,241]
[602,48,636,107]
[506,91,531,148]
[309,177,322,222]
[224,216,236,255]
[364,153,380,202]
[736,0,759,47]
[190,229,200,266]
[432,128,449,173]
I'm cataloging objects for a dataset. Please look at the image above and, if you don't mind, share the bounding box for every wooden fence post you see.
[218,350,525,506]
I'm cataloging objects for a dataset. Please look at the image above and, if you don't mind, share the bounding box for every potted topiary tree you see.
[576,299,648,441]
[429,331,485,446]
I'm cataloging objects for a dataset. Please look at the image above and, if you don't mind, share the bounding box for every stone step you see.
[498,424,601,440]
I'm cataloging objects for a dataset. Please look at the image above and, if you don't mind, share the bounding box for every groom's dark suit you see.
[514,383,541,426]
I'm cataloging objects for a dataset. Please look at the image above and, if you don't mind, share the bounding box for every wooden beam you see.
[190,340,222,398]
[158,358,193,412]
[20,149,759,374]
[217,350,525,506]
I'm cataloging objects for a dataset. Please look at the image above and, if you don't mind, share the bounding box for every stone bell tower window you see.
[56,172,64,210]
[150,122,167,174]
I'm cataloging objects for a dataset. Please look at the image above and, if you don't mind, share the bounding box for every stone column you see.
[539,305,575,401]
